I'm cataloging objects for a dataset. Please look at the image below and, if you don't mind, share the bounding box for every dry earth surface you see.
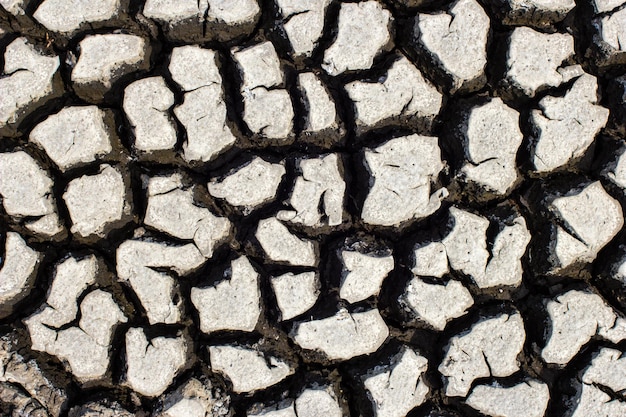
[1,0,626,416]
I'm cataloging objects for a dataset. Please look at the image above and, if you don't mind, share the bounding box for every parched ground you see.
[1,0,626,416]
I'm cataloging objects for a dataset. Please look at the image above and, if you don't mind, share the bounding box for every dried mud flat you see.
[1,0,626,416]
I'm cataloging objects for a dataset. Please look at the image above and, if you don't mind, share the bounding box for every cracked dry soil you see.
[2,0,626,416]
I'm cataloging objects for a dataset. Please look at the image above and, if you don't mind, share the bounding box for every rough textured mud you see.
[1,1,626,416]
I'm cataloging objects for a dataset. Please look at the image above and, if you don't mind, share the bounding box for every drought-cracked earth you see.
[2,0,626,416]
